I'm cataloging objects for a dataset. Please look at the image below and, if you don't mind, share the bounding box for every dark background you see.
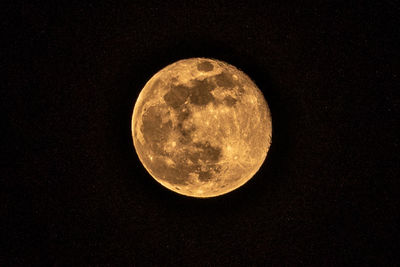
[2,0,399,265]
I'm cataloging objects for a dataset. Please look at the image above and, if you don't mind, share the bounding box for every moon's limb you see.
[132,58,272,198]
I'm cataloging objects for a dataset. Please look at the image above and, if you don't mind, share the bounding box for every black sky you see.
[2,0,399,265]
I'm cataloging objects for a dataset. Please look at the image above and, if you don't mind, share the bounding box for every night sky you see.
[3,0,399,265]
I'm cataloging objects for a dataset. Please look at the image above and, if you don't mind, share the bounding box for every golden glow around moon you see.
[132,58,272,198]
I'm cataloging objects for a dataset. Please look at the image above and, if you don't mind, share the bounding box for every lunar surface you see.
[132,58,272,198]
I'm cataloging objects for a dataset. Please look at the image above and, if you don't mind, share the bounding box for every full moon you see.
[132,58,272,198]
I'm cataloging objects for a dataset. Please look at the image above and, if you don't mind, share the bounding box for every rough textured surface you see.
[132,58,272,197]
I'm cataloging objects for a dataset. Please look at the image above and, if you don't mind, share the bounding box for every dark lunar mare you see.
[144,71,230,184]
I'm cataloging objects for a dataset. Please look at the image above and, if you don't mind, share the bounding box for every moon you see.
[131,58,272,198]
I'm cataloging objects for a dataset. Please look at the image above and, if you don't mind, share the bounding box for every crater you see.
[197,61,214,72]
[223,95,237,107]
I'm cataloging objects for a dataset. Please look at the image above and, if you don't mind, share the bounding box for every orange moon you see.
[131,58,272,198]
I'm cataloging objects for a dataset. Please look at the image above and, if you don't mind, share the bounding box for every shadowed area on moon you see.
[132,58,271,197]
[197,61,214,72]
[141,84,223,185]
